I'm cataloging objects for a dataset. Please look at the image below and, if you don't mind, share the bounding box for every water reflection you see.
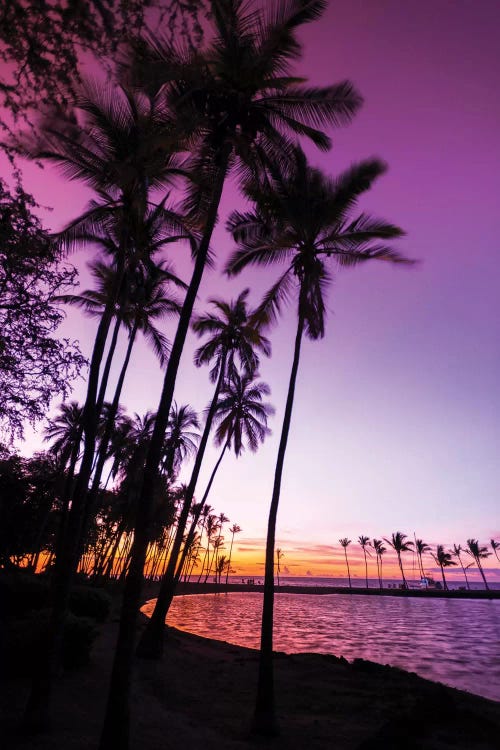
[142,592,500,702]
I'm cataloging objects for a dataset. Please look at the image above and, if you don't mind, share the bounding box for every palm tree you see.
[490,539,500,563]
[136,293,271,659]
[226,145,408,732]
[431,545,456,591]
[44,402,83,468]
[276,548,285,588]
[358,535,371,588]
[372,539,386,589]
[225,523,242,586]
[162,403,200,479]
[23,82,188,732]
[339,538,352,588]
[384,532,413,589]
[415,538,431,582]
[104,2,362,740]
[466,538,491,590]
[451,543,471,590]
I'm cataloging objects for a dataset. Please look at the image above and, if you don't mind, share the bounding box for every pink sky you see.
[14,1,500,578]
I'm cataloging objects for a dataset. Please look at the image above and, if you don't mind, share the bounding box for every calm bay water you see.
[142,590,500,702]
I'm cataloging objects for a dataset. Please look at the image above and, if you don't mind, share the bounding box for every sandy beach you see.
[2,586,500,750]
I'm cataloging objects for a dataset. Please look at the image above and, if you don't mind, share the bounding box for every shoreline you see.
[146,580,500,600]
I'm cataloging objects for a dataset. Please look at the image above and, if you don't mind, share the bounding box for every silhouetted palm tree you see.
[339,538,352,587]
[451,544,470,590]
[466,538,491,590]
[372,539,386,589]
[44,402,83,469]
[225,523,242,586]
[358,535,371,588]
[162,403,200,479]
[276,548,285,588]
[415,538,431,581]
[107,2,362,739]
[431,545,456,591]
[490,539,500,563]
[384,532,413,589]
[227,144,408,732]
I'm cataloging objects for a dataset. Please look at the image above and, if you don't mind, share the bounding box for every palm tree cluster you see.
[4,0,418,743]
[336,533,494,591]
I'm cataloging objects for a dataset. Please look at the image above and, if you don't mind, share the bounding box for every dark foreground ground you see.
[2,593,500,750]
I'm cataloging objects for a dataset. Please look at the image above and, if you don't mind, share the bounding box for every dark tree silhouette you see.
[339,538,352,588]
[384,532,413,589]
[466,538,491,590]
[431,545,456,591]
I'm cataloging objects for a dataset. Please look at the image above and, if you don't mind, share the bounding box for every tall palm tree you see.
[225,523,241,586]
[466,538,491,590]
[23,83,189,732]
[136,294,270,659]
[226,145,408,732]
[415,538,431,581]
[451,543,471,590]
[162,402,200,479]
[358,535,371,588]
[339,538,352,588]
[44,401,83,469]
[138,372,274,655]
[431,545,456,591]
[372,539,386,589]
[384,532,413,589]
[104,1,363,741]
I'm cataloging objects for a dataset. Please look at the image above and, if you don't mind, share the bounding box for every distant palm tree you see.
[372,539,386,589]
[225,524,242,587]
[339,538,352,588]
[431,545,456,591]
[276,548,285,588]
[415,538,431,581]
[451,544,471,590]
[466,538,491,590]
[384,532,413,589]
[358,536,371,588]
[162,403,200,479]
[44,401,83,469]
[490,539,500,563]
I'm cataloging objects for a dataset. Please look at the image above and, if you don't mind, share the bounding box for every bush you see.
[1,609,98,676]
[69,586,111,622]
[0,571,49,617]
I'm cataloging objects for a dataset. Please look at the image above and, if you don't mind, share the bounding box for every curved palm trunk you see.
[95,312,122,422]
[81,323,139,555]
[225,531,236,588]
[457,555,470,590]
[378,556,383,589]
[439,565,448,591]
[136,417,230,659]
[363,549,368,588]
[98,150,230,750]
[24,257,126,731]
[344,549,352,588]
[253,309,305,737]
[476,558,489,590]
[397,551,407,588]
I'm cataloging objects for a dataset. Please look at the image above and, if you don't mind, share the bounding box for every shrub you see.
[69,586,111,622]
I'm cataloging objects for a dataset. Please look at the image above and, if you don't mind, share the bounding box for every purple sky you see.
[16,1,500,577]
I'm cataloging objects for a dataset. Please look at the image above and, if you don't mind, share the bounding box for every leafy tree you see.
[358,535,371,588]
[490,539,500,563]
[0,179,84,441]
[227,145,408,732]
[466,538,491,591]
[384,532,413,588]
[431,544,456,591]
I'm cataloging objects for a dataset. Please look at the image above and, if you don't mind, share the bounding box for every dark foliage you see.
[0,179,85,440]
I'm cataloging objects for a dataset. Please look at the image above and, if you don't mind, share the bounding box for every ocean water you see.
[142,589,500,702]
[224,574,500,591]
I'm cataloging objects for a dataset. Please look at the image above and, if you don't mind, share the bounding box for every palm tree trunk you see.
[136,375,228,659]
[344,549,352,588]
[24,256,126,732]
[225,531,236,588]
[98,149,230,750]
[476,558,490,590]
[363,550,368,588]
[253,308,305,737]
[440,565,448,591]
[95,312,122,421]
[397,552,407,588]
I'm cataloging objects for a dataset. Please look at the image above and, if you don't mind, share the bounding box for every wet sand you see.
[2,588,500,749]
